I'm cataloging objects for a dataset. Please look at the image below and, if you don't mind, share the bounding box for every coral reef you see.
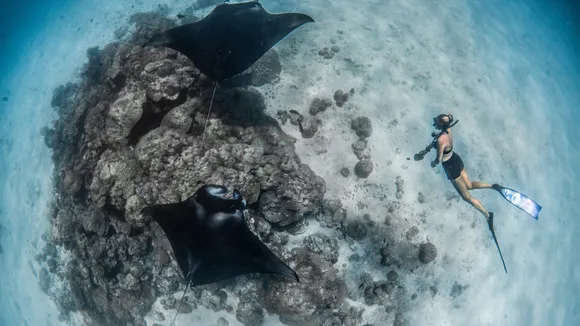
[259,247,347,325]
[351,116,373,138]
[40,10,325,326]
[35,7,441,326]
[418,242,438,264]
[333,89,351,107]
[309,97,333,115]
[354,159,374,178]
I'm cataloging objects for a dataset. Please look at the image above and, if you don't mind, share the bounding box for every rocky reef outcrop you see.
[34,7,446,326]
[39,10,326,326]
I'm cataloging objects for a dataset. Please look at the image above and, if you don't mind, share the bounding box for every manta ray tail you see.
[170,278,192,326]
[202,82,219,141]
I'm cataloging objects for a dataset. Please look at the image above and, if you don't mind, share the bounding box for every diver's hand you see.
[430,160,438,168]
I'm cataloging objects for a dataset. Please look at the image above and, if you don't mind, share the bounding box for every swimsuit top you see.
[433,128,454,154]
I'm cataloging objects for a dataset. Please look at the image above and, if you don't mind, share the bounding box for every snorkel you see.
[431,114,457,137]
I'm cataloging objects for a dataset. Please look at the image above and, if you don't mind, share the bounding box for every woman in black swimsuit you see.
[431,114,494,222]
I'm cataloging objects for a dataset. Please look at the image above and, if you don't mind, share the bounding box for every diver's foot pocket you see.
[487,212,494,229]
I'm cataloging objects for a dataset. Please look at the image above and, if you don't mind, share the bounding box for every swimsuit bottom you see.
[442,152,464,180]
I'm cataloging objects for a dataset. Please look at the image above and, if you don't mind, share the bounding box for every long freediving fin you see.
[487,213,507,274]
[492,184,542,220]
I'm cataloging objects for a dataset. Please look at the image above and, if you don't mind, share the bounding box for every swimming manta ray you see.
[144,0,314,139]
[142,184,298,325]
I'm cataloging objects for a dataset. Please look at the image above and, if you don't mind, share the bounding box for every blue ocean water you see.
[0,0,58,83]
[0,0,579,325]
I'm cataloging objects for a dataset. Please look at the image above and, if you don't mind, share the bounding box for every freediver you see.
[430,114,498,224]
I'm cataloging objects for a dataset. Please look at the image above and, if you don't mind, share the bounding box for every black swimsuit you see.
[441,146,464,180]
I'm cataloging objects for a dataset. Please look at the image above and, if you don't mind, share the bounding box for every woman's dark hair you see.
[433,114,454,130]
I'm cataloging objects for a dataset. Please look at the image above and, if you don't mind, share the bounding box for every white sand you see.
[260,0,580,325]
[0,0,579,325]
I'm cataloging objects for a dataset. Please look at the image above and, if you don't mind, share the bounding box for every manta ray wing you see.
[144,197,202,281]
[188,210,299,285]
[143,185,299,286]
[145,1,314,81]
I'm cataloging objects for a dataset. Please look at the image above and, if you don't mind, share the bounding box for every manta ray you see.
[142,184,298,325]
[144,0,314,139]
